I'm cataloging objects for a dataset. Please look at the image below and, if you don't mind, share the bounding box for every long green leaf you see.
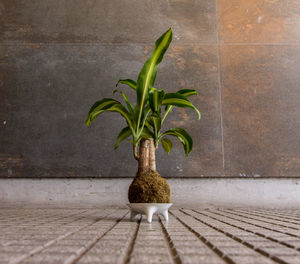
[86,98,125,126]
[149,89,165,113]
[136,28,173,130]
[114,126,132,149]
[113,90,134,114]
[161,138,172,154]
[159,128,193,156]
[162,89,198,123]
[86,99,135,137]
[162,93,201,120]
[149,113,161,139]
[116,79,137,90]
[137,107,151,138]
[144,119,152,130]
[177,89,198,97]
[87,98,120,117]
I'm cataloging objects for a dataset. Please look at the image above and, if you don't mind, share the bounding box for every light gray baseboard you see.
[1,178,299,208]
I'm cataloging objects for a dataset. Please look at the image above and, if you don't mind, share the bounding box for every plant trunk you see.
[137,139,150,174]
[148,138,156,172]
[135,139,156,175]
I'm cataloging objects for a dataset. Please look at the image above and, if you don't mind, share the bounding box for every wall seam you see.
[0,42,219,46]
[215,0,225,176]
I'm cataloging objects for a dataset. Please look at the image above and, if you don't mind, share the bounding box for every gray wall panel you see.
[1,0,299,177]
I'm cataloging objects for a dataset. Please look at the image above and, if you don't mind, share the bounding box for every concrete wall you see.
[1,0,299,177]
[1,178,300,209]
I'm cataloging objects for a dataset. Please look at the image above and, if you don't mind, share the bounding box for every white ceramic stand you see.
[127,203,172,223]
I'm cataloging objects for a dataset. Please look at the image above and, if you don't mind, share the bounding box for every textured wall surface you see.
[0,0,299,177]
[1,178,300,208]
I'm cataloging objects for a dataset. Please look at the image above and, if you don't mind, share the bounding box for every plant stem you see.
[149,138,156,172]
[133,145,139,160]
[161,106,173,124]
[137,139,150,174]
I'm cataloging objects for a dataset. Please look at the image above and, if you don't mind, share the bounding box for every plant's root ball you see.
[128,170,170,203]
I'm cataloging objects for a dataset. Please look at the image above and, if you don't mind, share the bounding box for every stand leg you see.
[146,207,155,223]
[162,209,169,222]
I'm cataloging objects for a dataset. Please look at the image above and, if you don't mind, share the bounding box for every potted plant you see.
[86,28,200,222]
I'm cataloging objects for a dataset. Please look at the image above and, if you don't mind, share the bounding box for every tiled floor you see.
[1,207,300,264]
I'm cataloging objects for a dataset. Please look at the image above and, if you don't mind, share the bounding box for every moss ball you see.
[128,171,170,203]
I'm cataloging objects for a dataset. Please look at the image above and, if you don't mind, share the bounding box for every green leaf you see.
[113,90,134,114]
[149,89,165,113]
[87,98,120,117]
[162,89,198,123]
[162,93,201,120]
[116,79,137,90]
[139,107,151,129]
[177,89,198,97]
[149,113,161,137]
[86,99,135,137]
[161,138,172,154]
[144,119,152,130]
[159,128,193,156]
[149,87,158,93]
[141,126,154,139]
[114,126,132,149]
[136,28,173,130]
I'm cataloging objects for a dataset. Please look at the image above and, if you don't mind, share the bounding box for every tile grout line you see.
[122,216,142,264]
[9,209,118,264]
[235,207,300,216]
[63,211,129,264]
[191,209,300,252]
[215,0,225,175]
[206,209,300,239]
[1,209,88,232]
[7,209,92,246]
[241,209,300,221]
[222,208,300,226]
[217,208,300,230]
[229,208,300,225]
[182,209,289,264]
[21,210,90,230]
[196,209,300,250]
[169,211,234,264]
[158,216,182,264]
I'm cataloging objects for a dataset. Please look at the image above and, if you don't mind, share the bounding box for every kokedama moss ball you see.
[128,171,170,203]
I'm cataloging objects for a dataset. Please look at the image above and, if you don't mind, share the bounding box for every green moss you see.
[128,171,170,203]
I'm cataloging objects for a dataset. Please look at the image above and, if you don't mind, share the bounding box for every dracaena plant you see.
[85,28,200,175]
